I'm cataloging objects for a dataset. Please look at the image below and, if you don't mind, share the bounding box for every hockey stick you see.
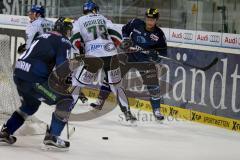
[157,54,219,71]
[119,47,218,71]
[66,122,69,139]
[66,122,76,139]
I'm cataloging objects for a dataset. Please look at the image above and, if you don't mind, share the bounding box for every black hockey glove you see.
[17,43,26,54]
[49,70,73,95]
[148,50,163,63]
[119,38,133,50]
[48,61,74,95]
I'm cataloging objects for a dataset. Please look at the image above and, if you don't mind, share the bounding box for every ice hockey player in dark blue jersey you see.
[90,8,167,121]
[0,17,74,149]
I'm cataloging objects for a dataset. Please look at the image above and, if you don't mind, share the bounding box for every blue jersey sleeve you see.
[122,19,144,38]
[55,37,71,67]
[155,28,167,57]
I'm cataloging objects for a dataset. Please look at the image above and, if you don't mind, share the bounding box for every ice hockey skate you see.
[42,127,70,151]
[0,125,17,145]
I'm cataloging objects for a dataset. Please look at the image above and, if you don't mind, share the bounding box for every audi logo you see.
[209,35,220,43]
[183,33,193,40]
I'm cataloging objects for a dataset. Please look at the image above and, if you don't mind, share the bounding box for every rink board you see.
[81,88,240,133]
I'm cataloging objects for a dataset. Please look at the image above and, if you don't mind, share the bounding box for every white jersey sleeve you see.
[25,17,54,49]
[72,14,118,57]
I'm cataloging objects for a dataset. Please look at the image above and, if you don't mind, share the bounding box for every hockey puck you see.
[102,137,108,140]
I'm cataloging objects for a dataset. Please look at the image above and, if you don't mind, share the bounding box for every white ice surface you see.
[1,99,240,160]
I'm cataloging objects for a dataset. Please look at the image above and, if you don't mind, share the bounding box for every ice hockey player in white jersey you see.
[17,5,54,54]
[70,1,137,122]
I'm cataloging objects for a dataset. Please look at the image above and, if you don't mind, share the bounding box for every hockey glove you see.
[119,38,133,50]
[149,50,162,63]
[17,43,26,54]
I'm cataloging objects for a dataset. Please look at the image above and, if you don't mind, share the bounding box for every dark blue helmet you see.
[83,1,99,14]
[54,17,73,36]
[30,5,45,17]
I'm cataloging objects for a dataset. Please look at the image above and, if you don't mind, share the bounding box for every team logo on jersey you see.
[87,43,105,52]
[87,43,115,53]
[150,34,159,41]
[136,36,146,43]
[104,42,116,52]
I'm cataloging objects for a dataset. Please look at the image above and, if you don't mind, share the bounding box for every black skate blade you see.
[41,144,69,152]
[155,117,165,120]
[90,103,103,110]
[154,116,165,123]
[119,120,138,127]
[0,137,17,145]
[154,119,164,124]
[93,106,103,110]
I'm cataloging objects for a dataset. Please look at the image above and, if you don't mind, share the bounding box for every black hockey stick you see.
[66,122,76,139]
[119,47,219,71]
[157,54,219,71]
[66,122,69,139]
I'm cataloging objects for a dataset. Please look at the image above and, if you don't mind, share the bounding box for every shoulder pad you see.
[61,37,72,47]
[130,18,144,25]
[156,27,165,35]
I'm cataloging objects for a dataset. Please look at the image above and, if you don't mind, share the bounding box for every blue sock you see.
[150,97,161,111]
[49,113,66,136]
[5,111,25,135]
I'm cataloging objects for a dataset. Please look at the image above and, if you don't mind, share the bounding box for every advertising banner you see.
[164,47,240,119]
[169,28,196,44]
[0,14,29,26]
[222,33,240,49]
[195,31,222,47]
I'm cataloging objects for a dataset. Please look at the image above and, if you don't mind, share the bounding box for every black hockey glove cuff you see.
[17,43,26,54]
